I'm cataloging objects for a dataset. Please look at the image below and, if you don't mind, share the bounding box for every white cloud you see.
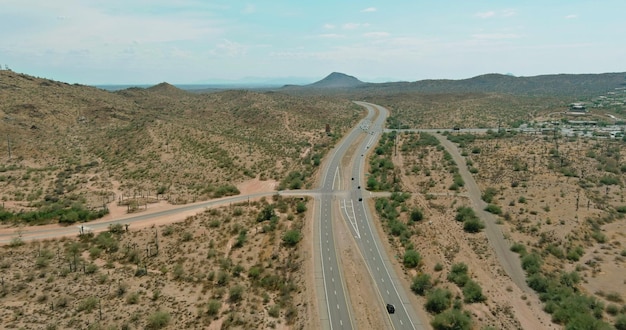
[211,39,247,57]
[475,10,516,19]
[565,14,578,19]
[362,7,377,13]
[323,23,335,30]
[242,4,256,14]
[342,23,369,30]
[364,32,390,38]
[318,33,344,39]
[502,9,517,17]
[476,11,496,19]
[472,33,521,40]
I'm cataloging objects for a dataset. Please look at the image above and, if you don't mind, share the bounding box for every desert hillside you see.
[0,71,359,225]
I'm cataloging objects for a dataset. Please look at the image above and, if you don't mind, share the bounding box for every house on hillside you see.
[568,103,587,114]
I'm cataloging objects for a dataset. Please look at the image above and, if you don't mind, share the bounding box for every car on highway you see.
[386,303,395,314]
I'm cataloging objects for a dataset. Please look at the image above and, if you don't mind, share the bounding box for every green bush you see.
[410,208,424,222]
[463,280,486,303]
[510,242,527,255]
[431,308,472,330]
[411,273,432,296]
[425,288,452,314]
[484,204,502,215]
[448,263,470,286]
[77,296,98,312]
[229,285,244,303]
[615,314,626,330]
[207,299,221,316]
[296,202,307,214]
[282,230,302,247]
[521,253,542,275]
[482,187,498,203]
[146,311,171,329]
[403,249,422,268]
[463,218,485,233]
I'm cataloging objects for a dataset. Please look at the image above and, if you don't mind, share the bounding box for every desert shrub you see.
[615,314,626,330]
[463,218,485,233]
[606,304,620,316]
[181,231,193,242]
[510,242,527,255]
[77,296,98,312]
[448,263,469,286]
[85,263,98,274]
[207,299,221,316]
[126,292,140,305]
[425,288,452,314]
[455,206,475,222]
[463,280,486,303]
[233,229,247,248]
[482,187,498,203]
[434,263,443,272]
[606,292,623,303]
[411,273,432,296]
[430,308,472,330]
[410,208,424,222]
[248,266,262,280]
[282,230,302,247]
[566,246,585,261]
[268,305,280,318]
[521,253,542,275]
[229,285,244,303]
[599,175,620,186]
[616,206,626,214]
[172,263,185,280]
[146,311,170,329]
[296,202,307,214]
[403,249,422,268]
[484,204,502,215]
[257,205,277,222]
[545,244,565,259]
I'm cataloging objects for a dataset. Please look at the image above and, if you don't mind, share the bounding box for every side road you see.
[433,133,531,293]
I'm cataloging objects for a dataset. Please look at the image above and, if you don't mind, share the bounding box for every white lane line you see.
[340,199,361,239]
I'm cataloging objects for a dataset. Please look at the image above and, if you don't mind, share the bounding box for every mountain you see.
[305,72,365,89]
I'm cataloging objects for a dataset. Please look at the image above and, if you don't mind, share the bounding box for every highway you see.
[0,101,427,330]
[347,102,424,329]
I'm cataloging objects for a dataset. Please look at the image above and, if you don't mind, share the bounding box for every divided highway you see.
[1,101,427,330]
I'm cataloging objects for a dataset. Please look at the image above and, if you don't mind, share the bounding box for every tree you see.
[282,230,301,247]
[463,280,486,303]
[410,208,424,222]
[403,249,422,268]
[431,308,472,330]
[411,273,432,296]
[257,204,276,222]
[296,201,307,214]
[425,288,452,314]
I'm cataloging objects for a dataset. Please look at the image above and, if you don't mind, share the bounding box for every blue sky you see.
[1,0,624,84]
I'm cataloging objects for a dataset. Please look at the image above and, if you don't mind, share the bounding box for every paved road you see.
[311,104,382,329]
[347,102,424,329]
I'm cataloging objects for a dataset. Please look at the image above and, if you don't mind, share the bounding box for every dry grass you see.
[0,195,310,329]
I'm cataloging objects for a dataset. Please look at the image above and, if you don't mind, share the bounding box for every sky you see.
[1,0,625,85]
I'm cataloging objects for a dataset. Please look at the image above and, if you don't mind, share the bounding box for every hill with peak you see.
[282,71,626,97]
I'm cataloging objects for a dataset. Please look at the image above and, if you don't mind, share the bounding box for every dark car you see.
[386,303,395,314]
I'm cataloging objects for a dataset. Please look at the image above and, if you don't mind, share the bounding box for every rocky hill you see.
[0,70,359,224]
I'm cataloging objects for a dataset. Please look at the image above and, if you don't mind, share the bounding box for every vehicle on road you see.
[386,303,395,314]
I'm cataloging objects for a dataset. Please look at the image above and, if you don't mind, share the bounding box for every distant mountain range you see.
[282,72,626,97]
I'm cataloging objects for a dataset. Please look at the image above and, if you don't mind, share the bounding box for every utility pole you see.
[6,134,11,159]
